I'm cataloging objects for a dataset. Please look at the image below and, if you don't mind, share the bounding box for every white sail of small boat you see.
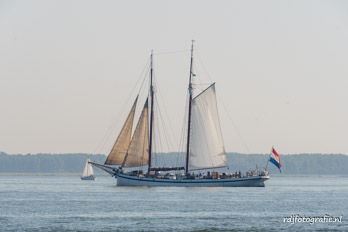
[90,41,270,187]
[81,159,96,180]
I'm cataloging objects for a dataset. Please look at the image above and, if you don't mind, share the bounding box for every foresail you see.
[189,83,227,170]
[105,97,138,165]
[122,99,149,168]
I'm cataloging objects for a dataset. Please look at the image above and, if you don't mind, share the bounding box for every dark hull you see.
[115,173,269,187]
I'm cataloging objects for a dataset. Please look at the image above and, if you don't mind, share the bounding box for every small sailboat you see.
[90,41,269,187]
[81,159,96,180]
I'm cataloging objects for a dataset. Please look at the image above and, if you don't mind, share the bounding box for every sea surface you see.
[0,175,347,232]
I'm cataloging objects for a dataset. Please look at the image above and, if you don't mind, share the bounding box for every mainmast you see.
[148,50,154,173]
[185,40,194,174]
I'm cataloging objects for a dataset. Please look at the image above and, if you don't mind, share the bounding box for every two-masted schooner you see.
[90,42,269,187]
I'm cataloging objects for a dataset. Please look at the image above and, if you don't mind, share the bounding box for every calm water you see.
[0,175,347,232]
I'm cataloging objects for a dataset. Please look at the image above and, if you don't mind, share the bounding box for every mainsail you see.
[105,97,138,165]
[189,83,227,170]
[122,99,149,168]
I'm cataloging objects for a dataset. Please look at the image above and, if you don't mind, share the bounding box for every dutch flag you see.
[269,147,282,172]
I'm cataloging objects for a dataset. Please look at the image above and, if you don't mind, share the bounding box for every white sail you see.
[189,83,227,170]
[82,159,91,176]
[88,162,94,175]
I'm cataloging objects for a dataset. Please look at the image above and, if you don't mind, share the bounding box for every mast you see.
[148,50,154,173]
[185,40,194,174]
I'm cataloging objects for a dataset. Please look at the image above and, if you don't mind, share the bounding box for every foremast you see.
[185,40,194,174]
[118,51,154,172]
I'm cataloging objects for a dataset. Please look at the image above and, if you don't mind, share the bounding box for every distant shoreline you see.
[1,152,348,175]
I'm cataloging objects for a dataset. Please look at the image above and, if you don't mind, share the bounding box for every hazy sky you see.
[1,0,347,155]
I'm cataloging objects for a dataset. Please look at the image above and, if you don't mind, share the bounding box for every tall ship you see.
[91,42,269,187]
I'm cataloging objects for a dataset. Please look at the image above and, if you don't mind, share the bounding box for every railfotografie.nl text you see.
[283,214,342,224]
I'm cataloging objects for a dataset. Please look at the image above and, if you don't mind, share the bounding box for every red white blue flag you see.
[269,147,282,172]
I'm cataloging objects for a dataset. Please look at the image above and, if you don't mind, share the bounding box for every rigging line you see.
[154,113,164,166]
[141,111,148,168]
[154,109,168,167]
[153,74,177,149]
[153,100,166,153]
[197,51,251,154]
[126,58,151,104]
[181,92,190,148]
[92,58,150,155]
[153,77,177,152]
[94,60,150,155]
[151,111,158,165]
[196,52,214,83]
[154,97,174,167]
[155,97,174,152]
[177,92,190,166]
[178,94,187,152]
[153,49,190,55]
[193,83,213,86]
[219,94,251,153]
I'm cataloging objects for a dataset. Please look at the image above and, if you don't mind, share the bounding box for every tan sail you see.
[105,97,138,165]
[122,99,149,167]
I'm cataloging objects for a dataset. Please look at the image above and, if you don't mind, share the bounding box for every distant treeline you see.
[0,153,106,174]
[228,153,348,175]
[0,152,347,175]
